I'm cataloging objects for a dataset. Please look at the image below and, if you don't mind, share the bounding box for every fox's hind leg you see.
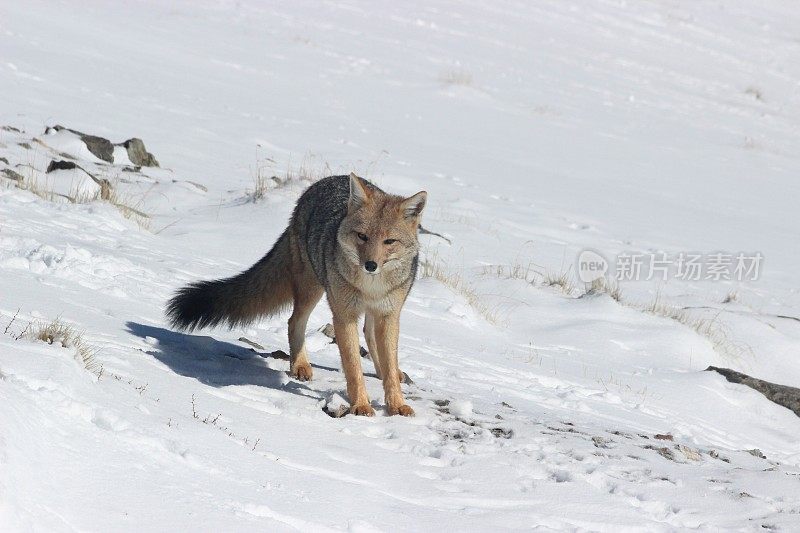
[288,282,323,381]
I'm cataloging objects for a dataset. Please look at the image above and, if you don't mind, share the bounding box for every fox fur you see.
[166,173,427,416]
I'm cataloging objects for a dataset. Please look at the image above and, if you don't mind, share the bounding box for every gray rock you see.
[83,135,114,163]
[43,159,112,200]
[44,126,160,167]
[237,336,265,351]
[1,168,23,182]
[707,366,800,417]
[121,138,159,167]
[592,436,612,448]
[186,181,208,192]
[643,444,677,461]
[46,160,78,173]
[50,125,113,163]
[0,157,8,165]
[319,323,336,339]
[677,444,702,461]
[747,448,766,459]
[323,393,350,418]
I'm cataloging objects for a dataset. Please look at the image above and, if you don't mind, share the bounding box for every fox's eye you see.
[383,239,397,245]
[356,232,368,242]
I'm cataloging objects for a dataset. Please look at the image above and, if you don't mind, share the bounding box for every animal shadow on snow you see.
[125,322,337,399]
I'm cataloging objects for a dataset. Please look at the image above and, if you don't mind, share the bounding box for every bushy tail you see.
[166,231,294,331]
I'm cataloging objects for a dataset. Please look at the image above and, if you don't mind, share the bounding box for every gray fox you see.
[167,173,427,416]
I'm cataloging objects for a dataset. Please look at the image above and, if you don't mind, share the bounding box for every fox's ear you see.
[348,173,371,211]
[401,191,427,219]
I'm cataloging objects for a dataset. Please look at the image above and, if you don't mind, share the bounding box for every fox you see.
[166,173,426,416]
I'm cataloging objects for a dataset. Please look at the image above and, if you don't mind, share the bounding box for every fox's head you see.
[337,173,427,277]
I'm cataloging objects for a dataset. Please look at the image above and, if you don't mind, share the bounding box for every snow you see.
[2,0,800,530]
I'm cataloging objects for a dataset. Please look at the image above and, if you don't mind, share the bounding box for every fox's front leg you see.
[332,310,374,416]
[374,312,413,416]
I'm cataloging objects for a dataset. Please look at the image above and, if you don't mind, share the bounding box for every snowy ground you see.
[2,1,800,530]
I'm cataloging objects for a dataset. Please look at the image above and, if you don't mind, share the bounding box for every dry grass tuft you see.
[638,295,752,362]
[439,69,473,86]
[542,269,576,296]
[419,249,501,325]
[721,291,739,304]
[745,86,764,101]
[6,154,151,230]
[247,168,274,202]
[245,155,332,202]
[106,186,151,230]
[582,277,623,302]
[480,260,538,283]
[481,252,541,284]
[29,319,99,373]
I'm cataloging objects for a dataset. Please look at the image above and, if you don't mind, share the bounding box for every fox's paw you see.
[388,404,415,417]
[350,404,375,417]
[291,363,313,382]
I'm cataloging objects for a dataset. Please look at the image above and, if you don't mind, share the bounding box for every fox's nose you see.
[364,261,378,273]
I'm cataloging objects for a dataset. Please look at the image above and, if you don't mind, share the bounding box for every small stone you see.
[1,168,23,182]
[121,138,159,167]
[677,444,702,461]
[266,349,289,360]
[747,448,766,459]
[592,436,612,448]
[186,181,208,192]
[319,323,336,339]
[644,444,676,461]
[490,427,513,439]
[46,160,78,173]
[656,447,676,461]
[708,449,731,463]
[238,336,265,351]
[82,135,114,163]
[323,393,350,418]
[49,125,114,163]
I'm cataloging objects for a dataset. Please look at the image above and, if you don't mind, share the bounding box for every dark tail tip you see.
[166,280,224,332]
